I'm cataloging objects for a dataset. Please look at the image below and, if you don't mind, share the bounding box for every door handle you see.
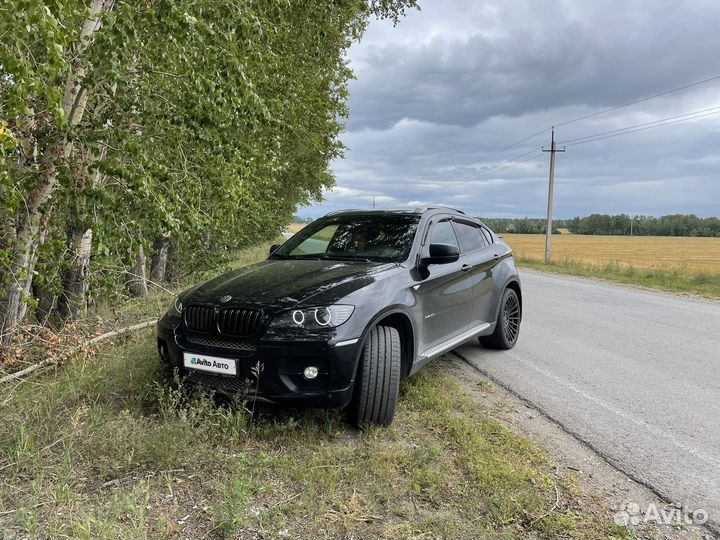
[461,264,471,272]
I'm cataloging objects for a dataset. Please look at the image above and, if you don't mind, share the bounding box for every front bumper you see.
[157,318,362,408]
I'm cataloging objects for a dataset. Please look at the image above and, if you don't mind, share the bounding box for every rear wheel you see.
[479,287,521,350]
[353,325,401,426]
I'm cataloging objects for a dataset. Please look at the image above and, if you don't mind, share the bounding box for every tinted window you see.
[274,214,420,262]
[454,221,487,252]
[429,219,459,248]
[481,227,493,245]
[290,225,338,256]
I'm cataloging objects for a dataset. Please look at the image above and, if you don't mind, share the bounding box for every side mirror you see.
[269,244,281,256]
[420,243,460,266]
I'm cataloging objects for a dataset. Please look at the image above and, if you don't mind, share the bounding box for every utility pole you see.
[542,127,565,263]
[372,194,376,209]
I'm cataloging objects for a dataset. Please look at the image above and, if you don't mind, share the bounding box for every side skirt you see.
[409,322,492,375]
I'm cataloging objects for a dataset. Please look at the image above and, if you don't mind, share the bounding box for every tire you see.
[479,287,521,350]
[353,325,401,427]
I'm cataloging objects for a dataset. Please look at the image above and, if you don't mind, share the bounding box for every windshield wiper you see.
[322,255,375,263]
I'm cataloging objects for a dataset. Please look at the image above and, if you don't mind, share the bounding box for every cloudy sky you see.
[299,0,720,219]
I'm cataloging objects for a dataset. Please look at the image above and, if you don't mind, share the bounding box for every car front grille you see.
[185,305,216,332]
[185,334,256,352]
[183,370,249,393]
[218,308,261,336]
[184,305,262,336]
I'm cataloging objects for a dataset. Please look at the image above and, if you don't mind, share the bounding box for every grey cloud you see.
[348,0,720,130]
[300,0,720,219]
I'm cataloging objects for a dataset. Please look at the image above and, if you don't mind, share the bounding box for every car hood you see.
[182,259,396,312]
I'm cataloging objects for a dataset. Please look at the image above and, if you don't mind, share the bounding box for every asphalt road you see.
[456,270,720,531]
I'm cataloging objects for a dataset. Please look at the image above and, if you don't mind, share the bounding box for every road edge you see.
[450,351,719,538]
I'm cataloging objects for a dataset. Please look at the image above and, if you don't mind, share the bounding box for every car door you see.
[452,219,500,326]
[414,217,475,352]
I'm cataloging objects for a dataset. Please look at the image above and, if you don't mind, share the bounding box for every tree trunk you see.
[150,235,171,284]
[0,172,58,345]
[59,227,93,321]
[125,245,148,298]
[0,0,113,346]
[34,282,59,328]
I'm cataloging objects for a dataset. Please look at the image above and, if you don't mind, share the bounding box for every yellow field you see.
[287,223,306,233]
[504,234,720,275]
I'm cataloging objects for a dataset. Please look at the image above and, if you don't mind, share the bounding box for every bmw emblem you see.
[219,295,232,304]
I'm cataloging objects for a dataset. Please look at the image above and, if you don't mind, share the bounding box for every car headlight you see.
[269,305,354,330]
[166,296,183,317]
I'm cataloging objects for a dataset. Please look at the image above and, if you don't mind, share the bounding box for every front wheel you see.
[353,325,401,427]
[479,287,521,350]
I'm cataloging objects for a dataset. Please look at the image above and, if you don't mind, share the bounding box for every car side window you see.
[453,221,487,252]
[480,227,493,245]
[429,219,459,248]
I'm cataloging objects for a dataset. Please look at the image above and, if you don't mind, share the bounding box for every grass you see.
[504,233,720,275]
[517,256,720,298]
[0,241,633,539]
[0,335,630,539]
[501,233,720,298]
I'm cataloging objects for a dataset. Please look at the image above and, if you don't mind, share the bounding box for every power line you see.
[472,127,550,163]
[560,104,720,145]
[563,108,720,148]
[434,74,720,188]
[555,73,720,128]
[425,127,550,185]
[435,147,545,189]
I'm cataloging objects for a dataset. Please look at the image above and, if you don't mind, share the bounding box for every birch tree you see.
[0,0,418,345]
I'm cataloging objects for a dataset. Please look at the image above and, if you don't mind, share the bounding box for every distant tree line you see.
[566,214,720,236]
[478,218,560,235]
[478,214,720,237]
[292,216,315,224]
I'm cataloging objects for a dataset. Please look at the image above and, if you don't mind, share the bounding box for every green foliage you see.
[517,255,720,298]
[483,213,720,237]
[567,213,720,236]
[480,217,560,234]
[0,0,419,324]
[0,330,625,539]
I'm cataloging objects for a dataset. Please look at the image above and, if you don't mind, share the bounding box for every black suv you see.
[157,207,522,425]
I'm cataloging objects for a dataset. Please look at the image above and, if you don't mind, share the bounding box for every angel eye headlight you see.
[271,305,355,329]
[314,307,331,326]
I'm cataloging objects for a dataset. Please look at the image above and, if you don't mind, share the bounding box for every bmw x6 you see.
[157,207,522,426]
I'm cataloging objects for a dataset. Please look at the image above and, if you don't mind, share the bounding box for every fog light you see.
[303,366,319,380]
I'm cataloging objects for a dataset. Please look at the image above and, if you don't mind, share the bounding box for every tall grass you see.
[0,243,632,539]
[517,255,720,298]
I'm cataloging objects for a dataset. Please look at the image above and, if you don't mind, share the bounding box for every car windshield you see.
[272,214,420,262]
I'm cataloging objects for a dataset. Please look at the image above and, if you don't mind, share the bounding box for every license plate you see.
[183,352,237,376]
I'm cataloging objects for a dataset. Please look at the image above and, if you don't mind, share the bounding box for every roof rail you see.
[324,206,466,216]
[412,205,466,215]
[324,209,363,216]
